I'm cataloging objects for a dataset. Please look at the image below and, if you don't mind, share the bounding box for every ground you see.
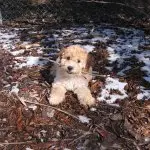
[0,23,150,150]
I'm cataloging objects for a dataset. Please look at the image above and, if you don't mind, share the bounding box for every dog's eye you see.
[77,60,80,63]
[66,57,70,60]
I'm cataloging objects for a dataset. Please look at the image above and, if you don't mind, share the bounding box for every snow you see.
[78,115,91,124]
[82,45,95,53]
[0,29,18,50]
[90,107,97,111]
[0,25,150,102]
[98,77,128,104]
[15,56,48,68]
[117,66,131,76]
[47,109,55,118]
[137,87,150,100]
[28,105,37,110]
[26,147,34,150]
[143,77,150,83]
[11,83,19,94]
[10,49,25,56]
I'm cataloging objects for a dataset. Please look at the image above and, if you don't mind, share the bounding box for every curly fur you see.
[49,45,95,106]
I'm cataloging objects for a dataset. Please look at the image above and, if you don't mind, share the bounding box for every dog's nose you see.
[67,66,73,71]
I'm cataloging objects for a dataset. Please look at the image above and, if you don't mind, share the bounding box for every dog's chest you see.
[55,76,88,91]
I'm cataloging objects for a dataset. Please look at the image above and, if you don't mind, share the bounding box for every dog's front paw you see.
[80,95,95,107]
[48,95,64,105]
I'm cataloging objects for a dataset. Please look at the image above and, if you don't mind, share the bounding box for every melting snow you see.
[82,45,95,52]
[0,25,149,102]
[78,115,91,123]
[26,147,34,150]
[15,56,48,68]
[98,77,128,104]
[10,49,25,56]
[11,83,19,94]
[28,105,37,110]
[137,87,150,100]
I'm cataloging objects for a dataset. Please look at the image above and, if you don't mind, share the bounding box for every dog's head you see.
[57,45,93,75]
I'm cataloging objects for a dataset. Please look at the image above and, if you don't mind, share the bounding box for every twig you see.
[23,100,79,121]
[11,93,27,107]
[68,131,91,145]
[0,141,35,146]
[11,93,80,121]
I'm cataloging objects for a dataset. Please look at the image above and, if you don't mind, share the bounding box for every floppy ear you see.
[56,48,65,63]
[84,52,93,73]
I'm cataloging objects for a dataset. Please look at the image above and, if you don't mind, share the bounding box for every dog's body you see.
[49,45,95,106]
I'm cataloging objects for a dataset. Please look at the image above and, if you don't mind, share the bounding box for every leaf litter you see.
[0,24,150,149]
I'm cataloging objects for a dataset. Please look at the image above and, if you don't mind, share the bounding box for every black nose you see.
[67,66,73,71]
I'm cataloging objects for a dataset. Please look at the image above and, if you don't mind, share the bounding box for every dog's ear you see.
[84,52,93,73]
[56,48,66,63]
[58,48,65,58]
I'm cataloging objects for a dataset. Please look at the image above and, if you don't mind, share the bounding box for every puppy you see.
[49,45,95,106]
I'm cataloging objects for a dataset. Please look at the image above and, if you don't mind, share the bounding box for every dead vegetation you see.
[0,1,150,148]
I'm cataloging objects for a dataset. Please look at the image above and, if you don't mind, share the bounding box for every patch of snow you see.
[98,77,128,104]
[78,115,91,124]
[37,48,43,54]
[102,29,116,36]
[91,37,107,43]
[90,107,97,111]
[73,39,86,43]
[28,105,37,110]
[26,147,33,150]
[82,45,95,52]
[10,50,25,56]
[11,83,19,94]
[15,56,48,68]
[137,87,150,100]
[117,66,131,76]
[47,109,55,118]
[107,47,120,62]
[2,118,7,122]
[0,29,19,51]
[143,77,150,83]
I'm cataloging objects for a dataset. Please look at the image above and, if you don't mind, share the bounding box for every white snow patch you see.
[15,56,48,68]
[117,66,131,76]
[47,109,55,118]
[26,147,34,150]
[91,37,107,43]
[98,77,128,104]
[107,47,120,62]
[137,87,150,100]
[78,115,91,124]
[82,45,95,52]
[28,105,37,110]
[143,77,150,83]
[90,108,97,111]
[11,83,19,94]
[10,50,25,56]
[0,30,19,51]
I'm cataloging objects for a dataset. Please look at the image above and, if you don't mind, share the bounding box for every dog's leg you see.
[74,87,95,106]
[49,84,66,105]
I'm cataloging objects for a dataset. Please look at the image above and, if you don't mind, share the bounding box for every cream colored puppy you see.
[49,45,95,106]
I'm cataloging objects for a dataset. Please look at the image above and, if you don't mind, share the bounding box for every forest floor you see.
[0,23,150,150]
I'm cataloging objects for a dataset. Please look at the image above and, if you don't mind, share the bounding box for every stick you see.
[23,100,79,121]
[68,131,91,145]
[0,141,35,146]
